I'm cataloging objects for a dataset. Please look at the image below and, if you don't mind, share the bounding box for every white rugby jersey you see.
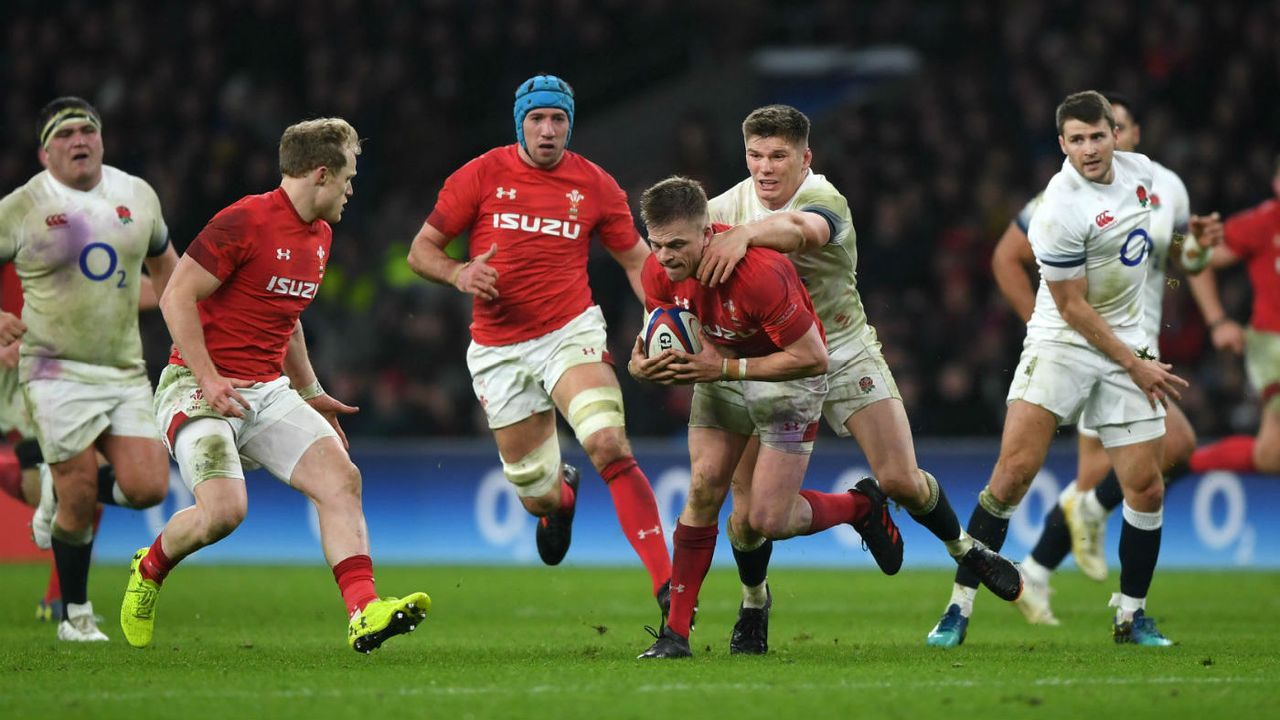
[0,166,169,383]
[1026,151,1155,350]
[1018,159,1187,348]
[709,171,874,350]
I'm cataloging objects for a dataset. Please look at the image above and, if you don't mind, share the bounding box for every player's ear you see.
[37,146,49,169]
[312,165,330,187]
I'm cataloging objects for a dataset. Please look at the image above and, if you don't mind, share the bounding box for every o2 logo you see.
[1193,472,1255,564]
[1119,228,1153,267]
[79,242,127,288]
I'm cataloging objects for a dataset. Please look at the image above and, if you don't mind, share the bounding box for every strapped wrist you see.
[449,261,471,288]
[296,379,324,400]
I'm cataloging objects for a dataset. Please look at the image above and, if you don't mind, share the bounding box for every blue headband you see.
[514,74,574,152]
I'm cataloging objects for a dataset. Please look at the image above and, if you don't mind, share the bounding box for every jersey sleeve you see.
[1028,193,1087,281]
[594,169,640,252]
[1160,170,1191,235]
[185,206,252,281]
[139,179,172,256]
[640,255,672,311]
[425,157,484,239]
[743,254,815,349]
[1014,195,1042,233]
[793,183,851,246]
[0,189,32,264]
[1223,206,1265,259]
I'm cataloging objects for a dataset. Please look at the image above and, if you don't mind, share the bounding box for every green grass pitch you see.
[1,564,1276,719]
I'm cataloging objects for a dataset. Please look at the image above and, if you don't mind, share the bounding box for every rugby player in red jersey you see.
[629,176,902,659]
[407,75,674,616]
[120,118,429,654]
[1187,155,1280,475]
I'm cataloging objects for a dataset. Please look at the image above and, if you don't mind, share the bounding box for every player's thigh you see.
[822,338,901,438]
[97,433,169,500]
[1004,342,1097,426]
[687,426,747,519]
[238,386,341,486]
[749,445,812,514]
[743,375,826,455]
[549,361,632,460]
[845,397,920,487]
[1073,428,1111,490]
[730,436,761,519]
[989,399,1059,502]
[1104,436,1164,511]
[466,339,555,432]
[491,410,558,463]
[48,446,100,524]
[287,436,360,503]
[1159,402,1196,468]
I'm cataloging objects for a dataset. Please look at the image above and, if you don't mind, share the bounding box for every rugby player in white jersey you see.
[0,97,179,641]
[927,90,1188,647]
[697,105,1022,654]
[991,93,1222,625]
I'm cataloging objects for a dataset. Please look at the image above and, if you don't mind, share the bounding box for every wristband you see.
[296,380,324,400]
[721,358,729,380]
[738,358,748,380]
[449,261,471,288]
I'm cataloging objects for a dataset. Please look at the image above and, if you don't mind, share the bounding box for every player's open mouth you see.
[71,152,90,161]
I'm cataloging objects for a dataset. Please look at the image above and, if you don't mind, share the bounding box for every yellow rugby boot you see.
[121,547,162,648]
[348,592,431,654]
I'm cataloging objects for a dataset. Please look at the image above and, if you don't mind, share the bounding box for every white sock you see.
[1109,592,1145,622]
[742,581,769,609]
[949,583,977,617]
[1021,557,1051,586]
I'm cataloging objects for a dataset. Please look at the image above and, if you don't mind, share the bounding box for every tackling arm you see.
[991,222,1038,323]
[698,211,831,286]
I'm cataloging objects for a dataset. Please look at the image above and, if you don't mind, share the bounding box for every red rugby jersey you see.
[1223,198,1280,333]
[426,145,639,345]
[0,263,22,315]
[641,236,822,359]
[170,188,331,381]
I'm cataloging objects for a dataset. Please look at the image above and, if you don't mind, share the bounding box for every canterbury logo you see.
[1095,211,1115,228]
[266,275,318,299]
[45,214,68,227]
[491,213,581,239]
[496,187,517,199]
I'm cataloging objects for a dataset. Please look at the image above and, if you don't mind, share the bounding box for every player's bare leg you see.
[1106,436,1172,645]
[552,363,672,594]
[47,447,108,640]
[639,427,742,659]
[928,400,1052,647]
[491,411,581,565]
[97,434,169,509]
[847,398,975,559]
[726,438,773,653]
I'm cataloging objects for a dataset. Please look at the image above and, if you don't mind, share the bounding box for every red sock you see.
[44,562,61,603]
[0,446,21,502]
[601,457,673,594]
[558,478,576,515]
[799,489,869,534]
[333,554,379,616]
[1190,436,1256,474]
[668,522,716,639]
[139,533,176,585]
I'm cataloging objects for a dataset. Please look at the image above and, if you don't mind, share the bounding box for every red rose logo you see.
[116,205,133,224]
[1136,186,1149,208]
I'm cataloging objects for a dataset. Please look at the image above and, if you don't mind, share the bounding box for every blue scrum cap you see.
[513,74,575,151]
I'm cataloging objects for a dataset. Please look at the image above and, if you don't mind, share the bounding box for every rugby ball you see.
[644,305,703,357]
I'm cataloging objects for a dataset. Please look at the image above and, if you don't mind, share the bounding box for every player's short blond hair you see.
[278,118,361,178]
[640,176,708,229]
[742,104,810,147]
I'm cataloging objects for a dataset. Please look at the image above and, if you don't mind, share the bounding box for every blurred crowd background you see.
[3,0,1276,441]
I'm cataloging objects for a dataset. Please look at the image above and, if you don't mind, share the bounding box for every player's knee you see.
[566,387,628,456]
[728,512,758,548]
[685,474,728,518]
[121,473,168,509]
[580,427,631,468]
[55,480,97,526]
[203,501,247,542]
[502,433,561,501]
[1125,477,1164,509]
[990,453,1039,500]
[747,505,789,540]
[871,461,920,502]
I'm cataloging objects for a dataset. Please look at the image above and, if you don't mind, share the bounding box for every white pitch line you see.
[10,674,1269,703]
